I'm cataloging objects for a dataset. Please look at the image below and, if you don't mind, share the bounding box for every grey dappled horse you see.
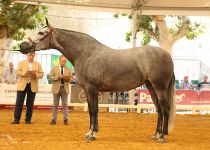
[19,19,176,143]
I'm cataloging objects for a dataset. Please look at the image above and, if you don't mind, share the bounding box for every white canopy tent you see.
[15,0,210,16]
[15,0,210,48]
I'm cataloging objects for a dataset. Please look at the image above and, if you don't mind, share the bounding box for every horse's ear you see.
[45,17,49,26]
[45,17,52,28]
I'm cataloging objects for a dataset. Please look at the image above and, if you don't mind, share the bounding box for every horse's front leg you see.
[84,86,99,142]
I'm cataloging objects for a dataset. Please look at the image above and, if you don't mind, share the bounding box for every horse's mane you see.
[55,28,104,46]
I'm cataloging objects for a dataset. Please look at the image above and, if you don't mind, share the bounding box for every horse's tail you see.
[168,73,176,132]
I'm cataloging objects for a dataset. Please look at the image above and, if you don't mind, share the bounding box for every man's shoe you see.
[25,121,33,124]
[11,121,19,124]
[64,120,69,125]
[50,120,56,125]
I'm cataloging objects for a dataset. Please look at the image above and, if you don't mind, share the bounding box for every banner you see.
[70,85,109,104]
[0,84,110,108]
[1,84,210,110]
[137,89,210,105]
[0,83,53,106]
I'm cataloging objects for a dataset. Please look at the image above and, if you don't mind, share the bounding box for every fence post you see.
[84,103,88,112]
[129,90,135,112]
[137,104,141,113]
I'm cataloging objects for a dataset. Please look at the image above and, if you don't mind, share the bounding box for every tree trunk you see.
[152,15,189,56]
[132,11,138,48]
[0,37,10,75]
[159,38,174,56]
[153,16,174,56]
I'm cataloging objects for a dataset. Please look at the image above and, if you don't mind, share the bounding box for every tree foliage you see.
[0,0,47,41]
[114,14,204,46]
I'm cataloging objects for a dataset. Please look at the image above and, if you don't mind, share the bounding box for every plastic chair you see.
[47,74,52,84]
[176,84,180,89]
[191,80,199,85]
[191,80,199,90]
[175,80,180,89]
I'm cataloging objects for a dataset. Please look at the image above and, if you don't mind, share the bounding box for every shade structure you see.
[15,0,210,16]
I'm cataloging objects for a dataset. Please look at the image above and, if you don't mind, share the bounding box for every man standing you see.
[2,62,17,84]
[11,52,43,124]
[50,55,72,125]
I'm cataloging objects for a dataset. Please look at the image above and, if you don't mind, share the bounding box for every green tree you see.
[0,0,47,74]
[115,14,203,55]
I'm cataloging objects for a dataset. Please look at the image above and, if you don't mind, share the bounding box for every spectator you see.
[2,62,17,84]
[198,75,210,91]
[180,76,194,90]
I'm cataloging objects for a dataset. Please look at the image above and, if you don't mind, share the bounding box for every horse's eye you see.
[38,32,44,35]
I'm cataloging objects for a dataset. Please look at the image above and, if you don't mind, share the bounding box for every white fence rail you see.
[69,103,210,114]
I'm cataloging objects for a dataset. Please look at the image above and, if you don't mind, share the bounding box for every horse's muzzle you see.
[20,42,35,54]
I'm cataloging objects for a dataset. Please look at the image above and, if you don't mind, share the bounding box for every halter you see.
[27,27,54,51]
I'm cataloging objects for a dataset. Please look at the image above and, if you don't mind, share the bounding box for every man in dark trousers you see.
[11,52,43,124]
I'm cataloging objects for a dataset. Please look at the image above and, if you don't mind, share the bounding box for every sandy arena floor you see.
[0,109,210,150]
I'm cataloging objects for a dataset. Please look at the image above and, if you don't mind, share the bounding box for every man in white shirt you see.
[11,52,43,124]
[2,62,17,84]
[180,76,194,90]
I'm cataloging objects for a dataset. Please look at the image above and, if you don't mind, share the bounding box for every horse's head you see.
[20,18,54,54]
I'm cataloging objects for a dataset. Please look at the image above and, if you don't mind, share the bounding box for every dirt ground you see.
[0,110,210,150]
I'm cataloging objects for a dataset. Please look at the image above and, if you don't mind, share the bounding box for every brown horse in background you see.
[19,19,176,143]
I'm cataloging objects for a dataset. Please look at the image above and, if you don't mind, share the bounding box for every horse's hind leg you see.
[83,85,99,141]
[145,81,162,140]
[155,89,170,143]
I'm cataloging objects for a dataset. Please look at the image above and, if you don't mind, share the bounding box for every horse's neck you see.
[52,29,100,65]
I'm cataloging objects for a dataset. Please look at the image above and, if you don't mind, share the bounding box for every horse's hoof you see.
[85,130,97,142]
[85,135,96,142]
[152,133,159,140]
[158,138,167,143]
